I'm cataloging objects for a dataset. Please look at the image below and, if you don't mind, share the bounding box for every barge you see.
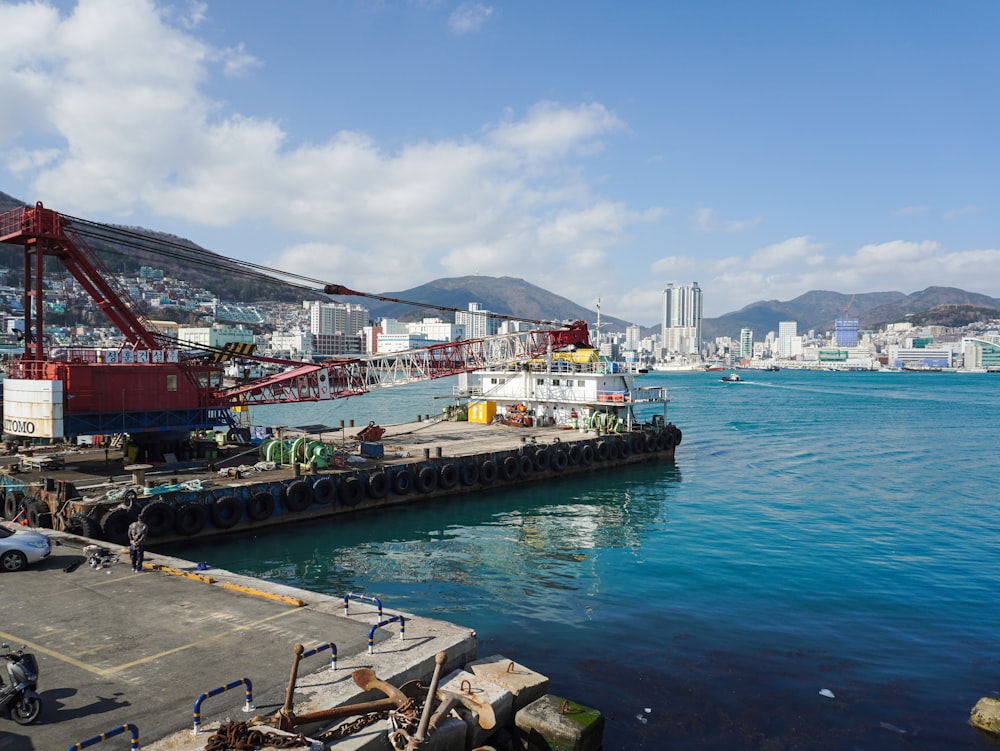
[1,356,681,546]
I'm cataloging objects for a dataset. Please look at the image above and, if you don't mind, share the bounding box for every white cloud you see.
[217,43,261,77]
[891,205,928,217]
[448,2,493,34]
[0,0,655,307]
[748,236,827,268]
[488,101,623,160]
[691,206,762,233]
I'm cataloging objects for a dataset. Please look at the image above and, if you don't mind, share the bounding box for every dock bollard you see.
[423,448,431,460]
[65,723,139,750]
[344,592,384,619]
[368,615,406,654]
[435,446,442,458]
[301,641,338,671]
[192,678,255,734]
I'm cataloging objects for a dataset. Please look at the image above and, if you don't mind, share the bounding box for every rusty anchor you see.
[256,645,494,747]
[388,652,497,751]
[254,643,421,734]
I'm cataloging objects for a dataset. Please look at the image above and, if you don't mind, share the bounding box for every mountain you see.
[703,288,1000,340]
[334,275,623,329]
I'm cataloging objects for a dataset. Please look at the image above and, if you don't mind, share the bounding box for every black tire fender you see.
[65,512,100,538]
[567,444,583,465]
[285,480,314,511]
[551,448,569,471]
[619,437,633,459]
[628,433,643,454]
[313,477,336,504]
[27,499,53,529]
[3,491,21,520]
[392,469,415,495]
[213,495,245,527]
[532,448,550,472]
[367,471,389,499]
[595,440,610,462]
[174,502,208,536]
[480,460,498,485]
[518,454,533,477]
[438,463,459,490]
[416,465,438,494]
[501,455,519,481]
[140,500,175,537]
[101,507,134,545]
[339,476,364,506]
[246,492,274,521]
[581,444,595,465]
[459,462,479,486]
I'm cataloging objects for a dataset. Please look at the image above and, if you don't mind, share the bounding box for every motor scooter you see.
[0,642,42,724]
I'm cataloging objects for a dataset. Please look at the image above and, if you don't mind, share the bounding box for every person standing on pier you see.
[128,518,148,572]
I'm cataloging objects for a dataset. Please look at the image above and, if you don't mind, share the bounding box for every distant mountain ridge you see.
[333,275,628,330]
[3,190,999,336]
[703,287,1000,340]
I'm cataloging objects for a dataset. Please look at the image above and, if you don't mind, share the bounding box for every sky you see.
[1,1,999,323]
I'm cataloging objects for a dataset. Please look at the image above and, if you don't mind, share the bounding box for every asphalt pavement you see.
[0,531,476,751]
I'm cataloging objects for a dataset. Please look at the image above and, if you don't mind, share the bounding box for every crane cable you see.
[64,215,574,329]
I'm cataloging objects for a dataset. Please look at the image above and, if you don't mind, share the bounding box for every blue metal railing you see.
[301,641,338,671]
[66,723,139,750]
[368,615,406,654]
[344,591,383,619]
[192,677,254,734]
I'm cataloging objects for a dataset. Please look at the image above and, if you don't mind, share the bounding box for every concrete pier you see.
[1,529,474,751]
[2,528,605,751]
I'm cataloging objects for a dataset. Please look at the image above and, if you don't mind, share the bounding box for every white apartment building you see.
[307,301,369,337]
[661,282,702,357]
[456,302,498,338]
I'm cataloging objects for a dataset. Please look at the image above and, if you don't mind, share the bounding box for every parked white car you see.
[0,523,52,572]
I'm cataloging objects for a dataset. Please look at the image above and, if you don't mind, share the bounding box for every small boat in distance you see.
[721,372,743,383]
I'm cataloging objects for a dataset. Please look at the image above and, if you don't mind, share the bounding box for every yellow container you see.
[468,401,497,424]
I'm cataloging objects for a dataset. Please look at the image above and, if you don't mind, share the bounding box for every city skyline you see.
[1,2,999,320]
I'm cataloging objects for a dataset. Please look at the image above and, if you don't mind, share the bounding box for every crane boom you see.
[0,202,591,438]
[221,322,591,406]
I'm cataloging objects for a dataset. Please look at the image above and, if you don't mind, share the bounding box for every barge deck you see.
[1,417,682,547]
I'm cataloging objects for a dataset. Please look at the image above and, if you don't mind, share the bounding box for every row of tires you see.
[18,429,680,544]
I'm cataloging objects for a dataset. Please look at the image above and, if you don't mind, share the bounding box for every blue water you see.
[178,372,1000,749]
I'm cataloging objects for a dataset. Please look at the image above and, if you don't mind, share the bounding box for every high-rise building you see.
[625,324,641,352]
[307,301,369,337]
[456,302,498,338]
[835,318,860,347]
[304,301,368,357]
[661,282,703,356]
[740,327,754,361]
[777,321,798,358]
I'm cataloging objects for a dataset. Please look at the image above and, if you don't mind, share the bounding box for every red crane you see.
[0,203,589,441]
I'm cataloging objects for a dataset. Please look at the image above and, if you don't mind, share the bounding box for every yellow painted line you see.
[219,581,306,607]
[148,564,216,583]
[148,564,305,605]
[1,607,303,677]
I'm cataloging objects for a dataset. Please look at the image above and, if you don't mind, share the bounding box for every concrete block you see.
[438,668,512,748]
[423,714,468,751]
[468,653,550,711]
[515,694,604,751]
[318,715,392,751]
[971,697,1000,735]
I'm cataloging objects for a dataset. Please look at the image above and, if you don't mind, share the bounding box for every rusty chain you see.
[203,720,311,750]
[316,709,391,742]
